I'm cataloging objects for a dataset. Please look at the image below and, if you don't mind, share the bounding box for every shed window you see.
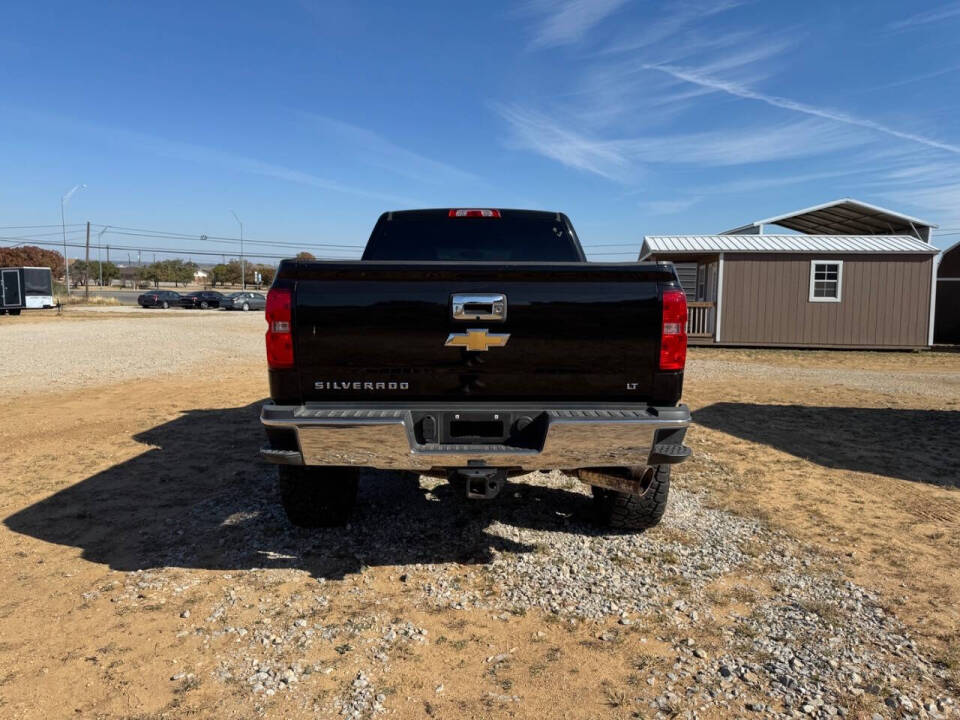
[809,260,842,302]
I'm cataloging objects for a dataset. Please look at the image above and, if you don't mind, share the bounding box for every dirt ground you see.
[0,310,958,718]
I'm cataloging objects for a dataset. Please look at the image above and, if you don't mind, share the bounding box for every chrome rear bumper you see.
[261,403,690,471]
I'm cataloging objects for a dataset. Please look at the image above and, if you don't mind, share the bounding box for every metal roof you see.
[640,234,940,259]
[721,198,937,239]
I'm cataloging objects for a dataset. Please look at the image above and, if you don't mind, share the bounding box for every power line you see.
[0,223,85,230]
[0,236,356,261]
[0,229,88,241]
[96,228,365,251]
[87,222,366,250]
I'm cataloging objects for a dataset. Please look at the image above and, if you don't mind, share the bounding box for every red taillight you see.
[448,208,501,218]
[660,289,687,371]
[265,288,293,369]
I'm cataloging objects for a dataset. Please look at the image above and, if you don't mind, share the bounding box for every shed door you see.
[1,269,21,307]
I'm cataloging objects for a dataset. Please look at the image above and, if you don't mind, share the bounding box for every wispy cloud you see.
[296,113,482,185]
[565,37,789,130]
[643,62,960,155]
[497,101,867,180]
[880,183,960,233]
[887,1,960,31]
[523,0,628,48]
[619,119,866,166]
[865,64,960,92]
[639,198,701,215]
[113,126,423,205]
[500,0,960,234]
[693,168,869,195]
[495,104,633,180]
[14,108,422,206]
[601,1,748,55]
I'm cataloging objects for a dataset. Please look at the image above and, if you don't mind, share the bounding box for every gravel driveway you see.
[0,309,263,395]
[10,465,953,719]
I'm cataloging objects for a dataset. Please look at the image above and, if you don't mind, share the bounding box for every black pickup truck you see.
[260,209,691,531]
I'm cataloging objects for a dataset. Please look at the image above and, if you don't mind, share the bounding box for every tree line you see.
[207,259,277,288]
[0,246,65,277]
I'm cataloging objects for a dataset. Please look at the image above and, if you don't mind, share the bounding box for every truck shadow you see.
[4,401,614,580]
[693,402,960,487]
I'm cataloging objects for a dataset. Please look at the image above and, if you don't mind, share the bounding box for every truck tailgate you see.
[289,262,673,403]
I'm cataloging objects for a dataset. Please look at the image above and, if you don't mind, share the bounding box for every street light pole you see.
[60,184,85,294]
[97,226,110,288]
[231,210,244,290]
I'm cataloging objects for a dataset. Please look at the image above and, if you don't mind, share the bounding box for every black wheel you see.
[277,466,359,527]
[242,302,250,311]
[200,301,209,309]
[9,309,21,316]
[591,465,670,531]
[162,301,169,309]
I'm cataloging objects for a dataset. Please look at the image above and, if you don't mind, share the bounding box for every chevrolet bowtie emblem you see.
[445,328,511,352]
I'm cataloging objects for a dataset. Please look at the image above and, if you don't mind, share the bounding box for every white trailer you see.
[0,267,55,315]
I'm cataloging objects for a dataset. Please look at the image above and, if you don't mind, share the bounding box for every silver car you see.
[222,292,266,311]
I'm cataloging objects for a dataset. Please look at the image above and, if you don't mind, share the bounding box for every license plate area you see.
[411,410,548,449]
[450,418,503,439]
[444,412,506,443]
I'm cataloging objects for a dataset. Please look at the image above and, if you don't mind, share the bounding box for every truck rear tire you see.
[277,466,359,528]
[591,465,670,531]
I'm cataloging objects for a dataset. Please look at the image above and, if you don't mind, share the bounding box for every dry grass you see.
[59,294,121,306]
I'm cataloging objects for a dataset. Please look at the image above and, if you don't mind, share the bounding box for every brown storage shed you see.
[640,198,941,350]
[935,240,960,344]
[640,234,939,349]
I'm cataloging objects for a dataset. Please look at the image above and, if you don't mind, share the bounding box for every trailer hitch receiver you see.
[453,468,506,500]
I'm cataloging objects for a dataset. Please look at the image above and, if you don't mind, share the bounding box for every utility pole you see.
[84,221,91,300]
[231,210,245,290]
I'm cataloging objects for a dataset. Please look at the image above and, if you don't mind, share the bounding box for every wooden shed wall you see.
[720,253,933,348]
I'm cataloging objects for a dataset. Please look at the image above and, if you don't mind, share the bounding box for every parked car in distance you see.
[222,291,266,311]
[137,290,181,309]
[179,290,225,309]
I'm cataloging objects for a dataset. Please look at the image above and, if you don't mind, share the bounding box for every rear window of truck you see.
[361,210,584,262]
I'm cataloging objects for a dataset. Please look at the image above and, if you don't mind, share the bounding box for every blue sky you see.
[1,0,959,263]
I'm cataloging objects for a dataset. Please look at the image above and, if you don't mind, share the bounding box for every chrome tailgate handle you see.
[451,293,507,321]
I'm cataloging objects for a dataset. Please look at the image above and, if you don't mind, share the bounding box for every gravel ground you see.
[688,358,960,403]
[76,464,957,719]
[0,310,263,395]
